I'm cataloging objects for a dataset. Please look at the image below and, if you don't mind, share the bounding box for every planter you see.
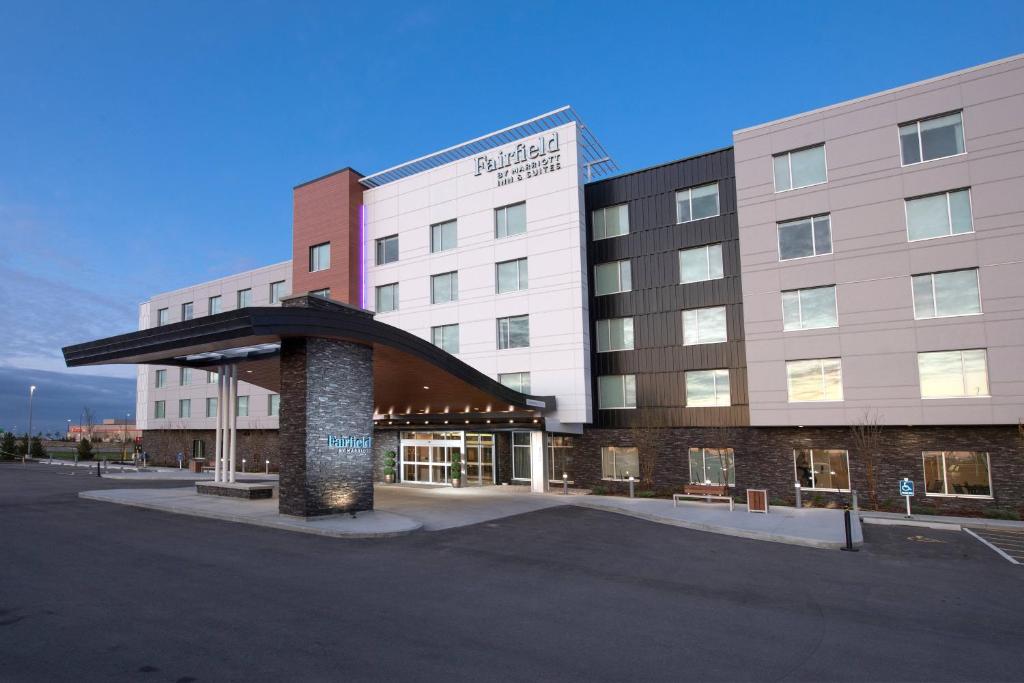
[451,478,462,489]
[384,473,394,484]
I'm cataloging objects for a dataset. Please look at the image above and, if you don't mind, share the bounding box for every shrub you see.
[982,508,1021,521]
[29,436,46,459]
[383,450,396,477]
[591,485,608,495]
[450,450,461,480]
[637,490,656,498]
[0,432,16,460]
[77,438,95,461]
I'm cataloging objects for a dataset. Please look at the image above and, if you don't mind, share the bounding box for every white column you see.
[529,430,548,493]
[213,365,224,482]
[228,364,238,483]
[220,365,231,481]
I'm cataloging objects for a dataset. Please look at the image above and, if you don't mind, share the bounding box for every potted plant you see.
[450,449,462,488]
[383,450,396,484]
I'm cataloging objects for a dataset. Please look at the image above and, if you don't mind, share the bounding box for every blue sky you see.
[0,1,1021,427]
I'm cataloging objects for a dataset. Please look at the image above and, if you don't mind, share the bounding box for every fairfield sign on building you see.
[474,132,562,186]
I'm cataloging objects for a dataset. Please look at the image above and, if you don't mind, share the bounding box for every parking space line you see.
[965,528,1022,565]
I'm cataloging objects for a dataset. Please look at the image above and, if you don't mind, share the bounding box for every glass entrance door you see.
[463,433,495,486]
[399,432,462,484]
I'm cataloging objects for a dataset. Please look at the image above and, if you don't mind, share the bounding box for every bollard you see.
[628,476,635,499]
[96,461,101,477]
[562,472,568,495]
[841,508,858,552]
[851,490,859,513]
[795,482,802,508]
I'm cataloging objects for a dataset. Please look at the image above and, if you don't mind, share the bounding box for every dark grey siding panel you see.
[585,147,749,428]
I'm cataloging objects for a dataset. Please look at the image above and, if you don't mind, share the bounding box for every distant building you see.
[68,419,140,443]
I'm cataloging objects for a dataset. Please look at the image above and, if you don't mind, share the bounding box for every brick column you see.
[278,337,375,516]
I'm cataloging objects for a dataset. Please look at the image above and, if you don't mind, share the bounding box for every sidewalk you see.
[859,509,1024,531]
[34,458,277,482]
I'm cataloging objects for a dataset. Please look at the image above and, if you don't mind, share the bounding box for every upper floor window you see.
[676,182,720,223]
[594,260,631,296]
[236,395,249,417]
[794,449,850,491]
[782,285,838,331]
[375,235,399,265]
[786,358,843,402]
[269,281,286,304]
[431,271,459,304]
[596,317,634,352]
[679,244,724,284]
[497,315,530,349]
[431,220,457,253]
[179,367,191,386]
[154,400,166,419]
[592,204,629,240]
[778,214,832,260]
[900,112,965,165]
[155,369,167,388]
[683,306,727,345]
[905,189,973,242]
[496,258,528,294]
[431,324,460,353]
[923,451,991,498]
[598,375,637,410]
[156,308,168,326]
[207,371,218,384]
[178,399,191,419]
[499,372,531,393]
[181,302,194,321]
[912,269,981,319]
[237,288,252,308]
[375,283,399,313]
[309,242,330,272]
[310,288,330,299]
[205,397,218,418]
[208,295,222,315]
[773,144,826,192]
[685,369,731,407]
[918,349,989,398]
[268,394,280,417]
[495,202,526,238]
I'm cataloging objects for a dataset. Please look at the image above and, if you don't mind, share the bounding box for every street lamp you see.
[25,385,36,464]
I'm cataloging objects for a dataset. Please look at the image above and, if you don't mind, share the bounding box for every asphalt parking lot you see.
[1,464,1022,682]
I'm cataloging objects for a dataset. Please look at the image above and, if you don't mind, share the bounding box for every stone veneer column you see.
[278,337,375,516]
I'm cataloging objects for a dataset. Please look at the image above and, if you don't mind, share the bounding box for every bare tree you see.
[850,409,884,509]
[629,410,662,489]
[82,407,95,442]
[707,426,739,490]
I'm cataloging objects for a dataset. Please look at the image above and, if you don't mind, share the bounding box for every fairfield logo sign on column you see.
[327,434,372,451]
[474,132,562,186]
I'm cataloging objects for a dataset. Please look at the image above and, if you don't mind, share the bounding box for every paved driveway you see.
[374,483,567,530]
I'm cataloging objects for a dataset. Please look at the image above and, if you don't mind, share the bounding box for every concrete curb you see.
[859,511,1024,531]
[860,516,963,531]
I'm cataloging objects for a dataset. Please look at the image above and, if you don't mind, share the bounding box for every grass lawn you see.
[44,449,132,462]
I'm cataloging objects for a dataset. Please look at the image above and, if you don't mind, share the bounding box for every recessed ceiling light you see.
[423,386,430,390]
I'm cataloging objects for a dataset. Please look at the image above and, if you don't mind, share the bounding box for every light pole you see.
[25,385,36,464]
[122,412,130,462]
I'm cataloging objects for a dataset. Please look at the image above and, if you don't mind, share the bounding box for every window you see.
[236,395,249,417]
[269,281,286,304]
[268,394,280,417]
[548,435,574,482]
[685,369,730,407]
[682,307,727,345]
[900,112,965,165]
[155,369,167,388]
[676,182,720,223]
[593,204,629,240]
[208,295,222,315]
[499,372,531,393]
[430,220,457,253]
[512,432,532,480]
[601,446,639,480]
[431,271,459,304]
[596,317,635,352]
[207,371,218,384]
[497,315,530,349]
[495,202,526,238]
[192,440,205,459]
[679,244,724,284]
[923,451,991,497]
[912,269,981,319]
[431,324,459,353]
[154,400,166,419]
[688,448,736,486]
[786,358,844,402]
[782,286,838,331]
[773,145,827,192]
[156,308,168,326]
[496,258,528,294]
[918,349,989,398]
[905,189,973,241]
[374,235,399,265]
[778,214,832,260]
[310,288,330,299]
[794,449,850,491]
[598,375,637,409]
[375,283,399,313]
[237,288,252,308]
[179,367,192,386]
[205,397,218,418]
[181,302,194,321]
[309,242,330,272]
[178,399,191,419]
[594,260,631,296]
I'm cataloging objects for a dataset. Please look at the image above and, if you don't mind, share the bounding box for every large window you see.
[598,375,637,410]
[205,397,217,418]
[496,258,528,294]
[376,283,399,313]
[679,244,724,284]
[155,369,167,388]
[676,182,720,223]
[595,260,631,296]
[683,306,727,345]
[499,372,531,393]
[154,400,166,419]
[181,302,194,321]
[900,112,965,165]
[268,394,280,417]
[794,449,850,491]
[773,145,827,192]
[156,308,168,326]
[593,204,629,240]
[236,395,249,417]
[375,235,399,265]
[905,189,973,241]
[178,398,191,419]
[237,288,252,308]
[778,214,832,260]
[431,271,459,304]
[269,281,286,304]
[688,448,735,486]
[497,315,530,349]
[208,295,222,315]
[495,202,526,238]
[431,324,459,353]
[430,220,457,253]
[596,317,634,352]
[918,349,989,398]
[786,358,844,402]
[548,435,574,482]
[601,446,639,481]
[179,367,191,386]
[309,242,330,272]
[912,269,981,319]
[512,432,532,480]
[782,285,838,331]
[923,451,991,498]
[685,369,730,407]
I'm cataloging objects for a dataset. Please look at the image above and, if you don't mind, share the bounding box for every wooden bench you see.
[674,484,734,511]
